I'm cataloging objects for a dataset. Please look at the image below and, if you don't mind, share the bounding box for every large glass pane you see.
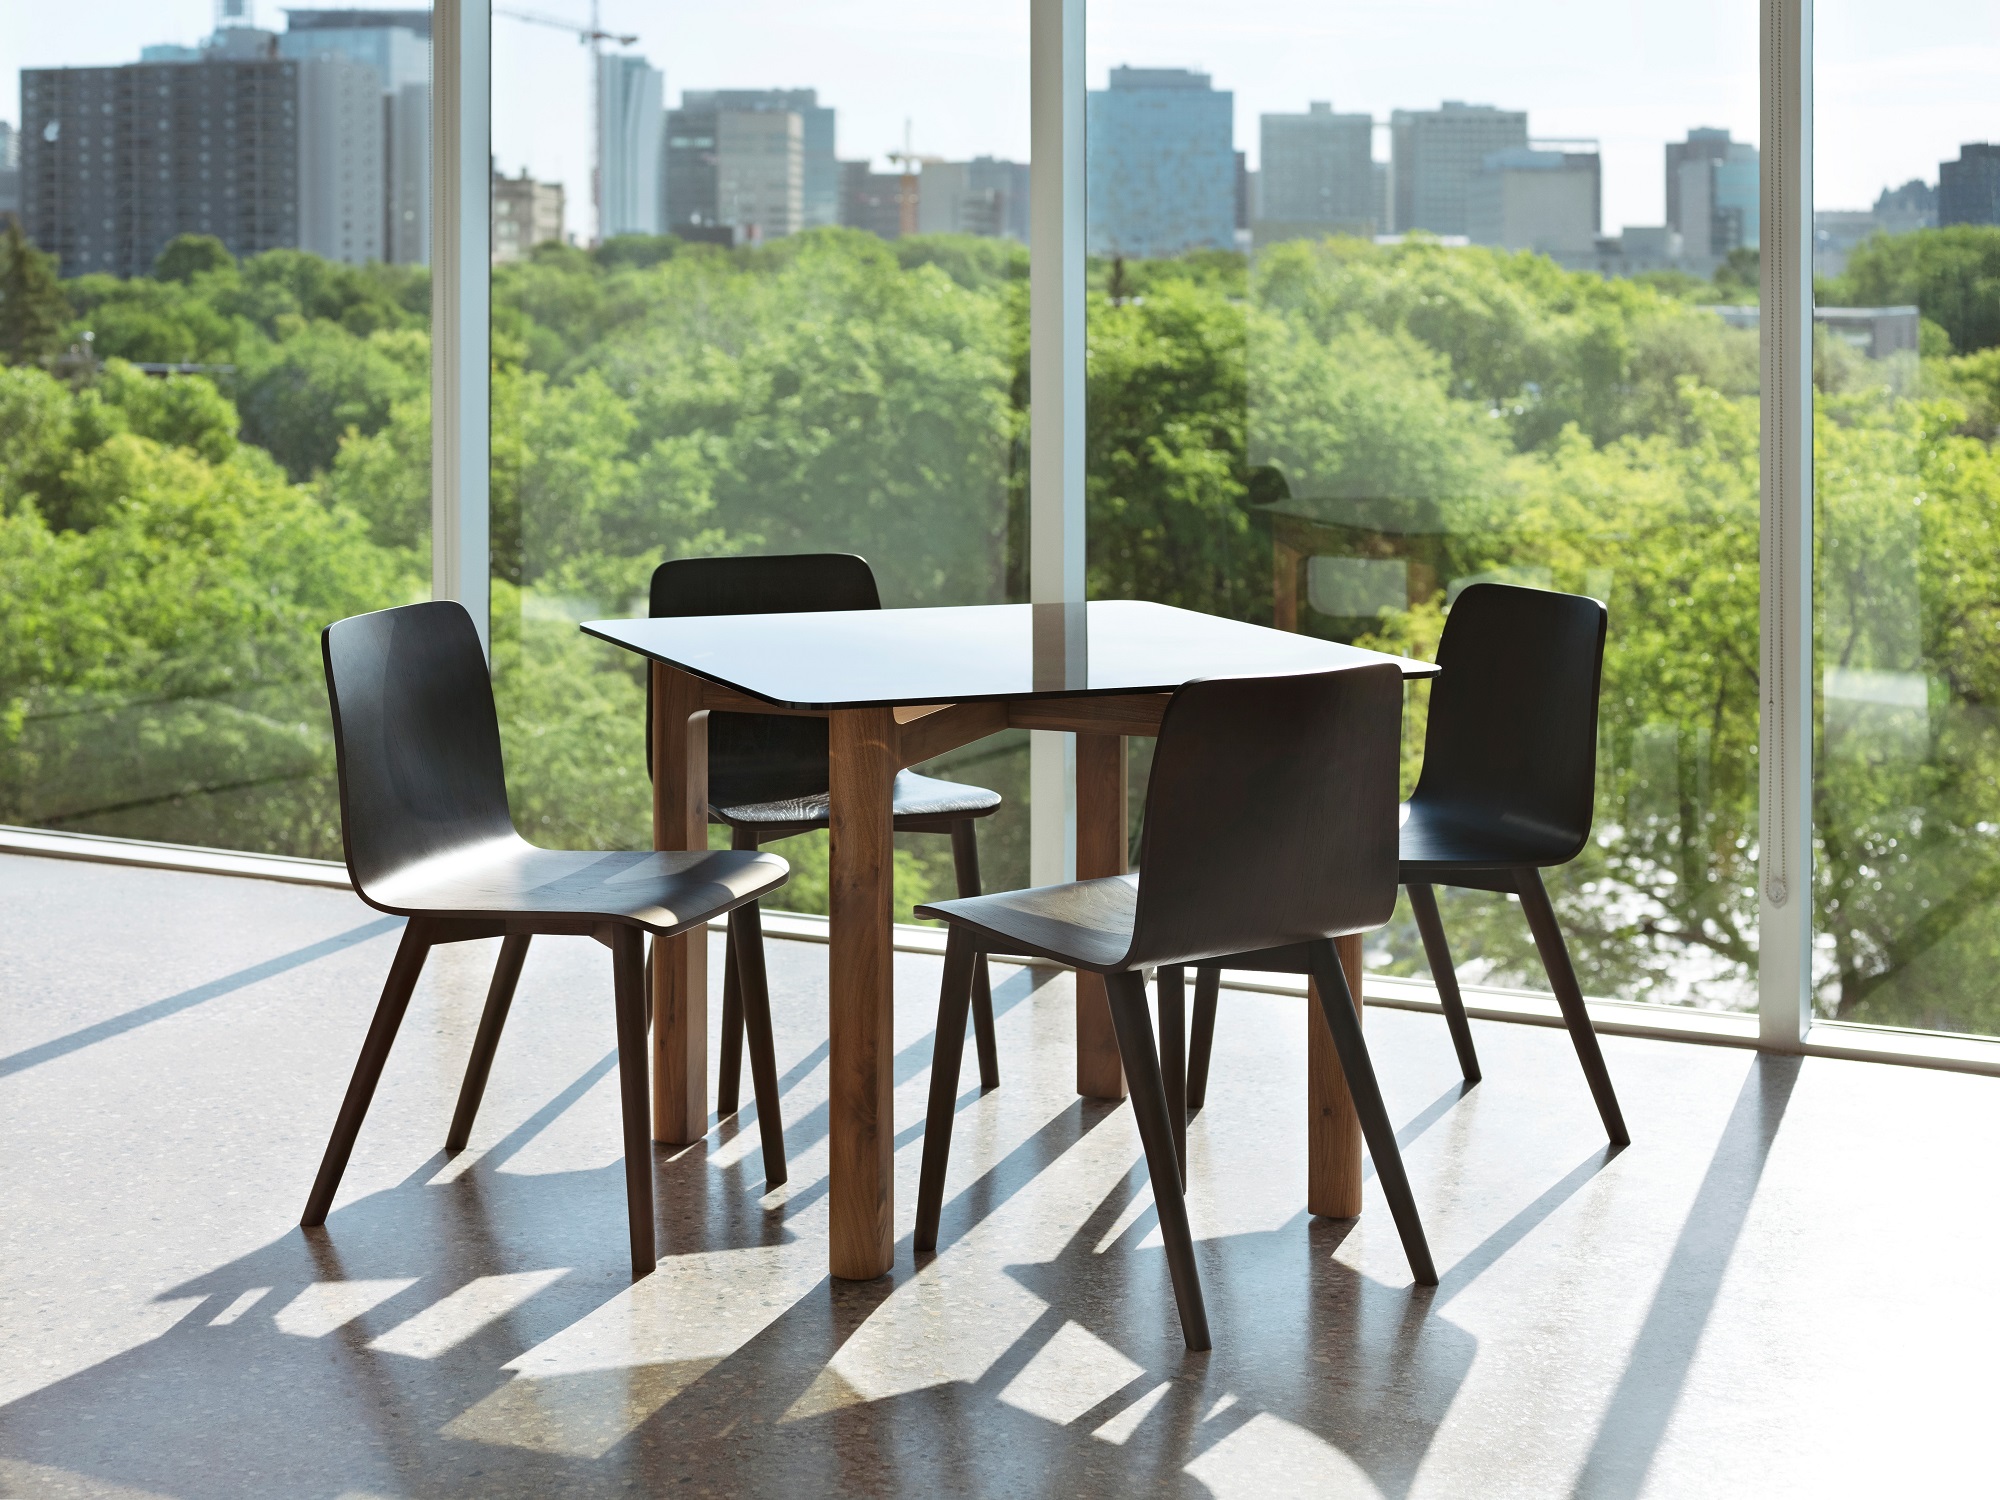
[1812,0,2000,1034]
[492,3,1030,918]
[1086,2,1764,1009]
[1,2,432,857]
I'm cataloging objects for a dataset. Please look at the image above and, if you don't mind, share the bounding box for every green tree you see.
[153,234,235,285]
[0,223,71,367]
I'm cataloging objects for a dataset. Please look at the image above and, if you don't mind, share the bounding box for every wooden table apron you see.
[650,664,1371,1281]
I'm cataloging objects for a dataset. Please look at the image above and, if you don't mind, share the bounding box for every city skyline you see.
[3,0,1994,245]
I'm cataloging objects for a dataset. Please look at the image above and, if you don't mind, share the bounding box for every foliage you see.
[0,222,71,367]
[9,224,2000,1030]
[1825,226,2000,354]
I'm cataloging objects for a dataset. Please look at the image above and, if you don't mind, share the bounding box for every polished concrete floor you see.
[2,852,1997,1499]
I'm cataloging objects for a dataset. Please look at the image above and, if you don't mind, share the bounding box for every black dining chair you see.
[1179,582,1628,1147]
[649,554,1007,1118]
[302,600,790,1278]
[912,665,1436,1351]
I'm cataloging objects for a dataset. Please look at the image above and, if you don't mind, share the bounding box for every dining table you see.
[582,598,1439,1281]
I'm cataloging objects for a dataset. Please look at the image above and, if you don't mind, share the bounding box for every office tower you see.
[912,157,1028,241]
[600,54,663,240]
[0,122,18,223]
[837,159,907,239]
[716,109,802,242]
[19,45,384,279]
[1666,127,1759,259]
[493,167,564,262]
[1389,101,1527,236]
[665,102,804,242]
[664,104,720,234]
[1260,101,1375,231]
[1086,67,1235,258]
[1234,150,1250,230]
[280,9,431,263]
[677,90,836,228]
[1468,144,1599,255]
[1939,145,2000,227]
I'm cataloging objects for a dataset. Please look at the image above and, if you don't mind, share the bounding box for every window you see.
[0,6,433,858]
[1811,0,2000,1035]
[1085,1,1765,1010]
[490,3,1031,917]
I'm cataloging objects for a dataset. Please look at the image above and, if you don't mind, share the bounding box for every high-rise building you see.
[1939,144,2000,227]
[1468,143,1600,256]
[1390,101,1527,236]
[599,54,663,240]
[1087,67,1235,258]
[913,156,1029,241]
[716,109,802,242]
[493,167,564,262]
[1666,128,1759,259]
[280,9,431,263]
[19,41,386,278]
[665,101,804,242]
[677,90,837,228]
[1259,101,1375,232]
[0,122,19,223]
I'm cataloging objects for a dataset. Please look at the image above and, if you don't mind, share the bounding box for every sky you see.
[4,1,1996,239]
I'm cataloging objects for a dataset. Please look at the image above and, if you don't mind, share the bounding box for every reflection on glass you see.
[491,4,1031,917]
[1812,0,2000,1034]
[1,6,434,856]
[1087,1,1762,1007]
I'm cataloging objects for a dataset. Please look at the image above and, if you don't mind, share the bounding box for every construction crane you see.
[884,120,939,239]
[494,4,640,246]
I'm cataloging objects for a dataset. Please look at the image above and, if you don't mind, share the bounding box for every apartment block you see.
[1390,101,1527,236]
[1468,144,1600,256]
[19,41,386,278]
[493,167,564,262]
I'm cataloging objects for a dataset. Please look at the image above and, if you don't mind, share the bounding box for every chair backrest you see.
[1124,664,1404,971]
[647,554,883,809]
[1410,583,1607,862]
[321,600,515,901]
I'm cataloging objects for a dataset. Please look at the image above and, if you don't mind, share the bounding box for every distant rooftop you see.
[283,9,431,38]
[1107,67,1213,91]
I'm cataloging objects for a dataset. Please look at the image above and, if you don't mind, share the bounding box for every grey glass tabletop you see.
[582,599,1437,710]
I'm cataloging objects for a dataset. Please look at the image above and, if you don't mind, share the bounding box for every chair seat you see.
[714,770,1002,831]
[1398,799,1575,873]
[366,836,788,936]
[918,874,1139,973]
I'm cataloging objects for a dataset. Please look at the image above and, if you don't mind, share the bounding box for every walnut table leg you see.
[1307,931,1368,1218]
[1073,731,1128,1100]
[827,706,898,1279]
[651,665,709,1145]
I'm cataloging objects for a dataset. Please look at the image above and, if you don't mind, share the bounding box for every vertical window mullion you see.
[1759,0,1814,1047]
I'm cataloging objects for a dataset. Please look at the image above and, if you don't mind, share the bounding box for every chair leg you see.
[729,901,788,1189]
[950,819,1001,1090]
[1157,966,1188,1186]
[446,933,532,1152]
[1186,965,1221,1113]
[717,826,760,1117]
[1105,971,1211,1350]
[915,928,981,1253]
[717,914,746,1117]
[1303,941,1438,1286]
[303,919,435,1227]
[1515,869,1630,1147]
[1406,882,1482,1084]
[611,925,657,1279]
